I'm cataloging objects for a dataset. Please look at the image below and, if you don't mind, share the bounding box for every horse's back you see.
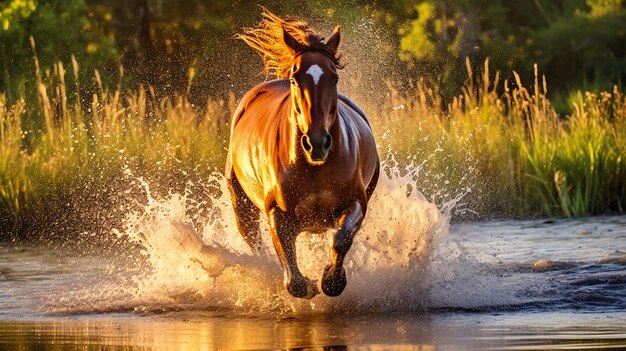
[338,93,372,128]
[336,95,379,193]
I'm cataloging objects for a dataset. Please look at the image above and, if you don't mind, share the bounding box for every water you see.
[0,161,625,349]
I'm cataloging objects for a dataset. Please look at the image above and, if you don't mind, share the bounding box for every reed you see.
[0,53,229,234]
[1,57,625,236]
[372,59,626,217]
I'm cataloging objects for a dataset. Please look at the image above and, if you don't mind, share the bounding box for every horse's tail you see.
[237,9,327,78]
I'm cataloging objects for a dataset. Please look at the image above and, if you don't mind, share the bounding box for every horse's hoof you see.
[321,265,347,297]
[286,277,320,299]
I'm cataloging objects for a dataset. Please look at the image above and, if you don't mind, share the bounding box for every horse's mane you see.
[237,9,344,78]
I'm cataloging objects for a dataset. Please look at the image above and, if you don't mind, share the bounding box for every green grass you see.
[1,57,625,237]
[370,59,626,217]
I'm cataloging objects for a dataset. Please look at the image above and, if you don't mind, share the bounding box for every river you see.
[0,164,625,349]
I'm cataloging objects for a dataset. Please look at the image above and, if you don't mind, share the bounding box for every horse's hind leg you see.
[227,170,262,254]
[269,208,320,299]
[322,200,364,296]
[366,159,380,200]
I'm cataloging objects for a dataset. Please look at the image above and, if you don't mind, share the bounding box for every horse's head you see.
[283,27,341,165]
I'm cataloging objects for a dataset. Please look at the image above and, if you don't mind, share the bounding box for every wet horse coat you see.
[227,12,379,298]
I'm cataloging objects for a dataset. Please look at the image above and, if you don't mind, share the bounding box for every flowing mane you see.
[237,9,344,78]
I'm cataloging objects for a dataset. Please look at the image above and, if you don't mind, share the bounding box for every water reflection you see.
[0,314,437,350]
[0,313,625,350]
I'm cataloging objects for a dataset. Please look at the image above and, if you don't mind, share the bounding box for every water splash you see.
[11,169,625,318]
[60,152,463,315]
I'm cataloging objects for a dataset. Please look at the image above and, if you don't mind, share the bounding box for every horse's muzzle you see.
[301,132,332,163]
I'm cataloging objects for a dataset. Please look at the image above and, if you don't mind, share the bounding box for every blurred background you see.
[2,0,625,109]
[1,0,625,238]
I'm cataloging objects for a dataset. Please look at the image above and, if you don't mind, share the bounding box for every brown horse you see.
[226,10,379,299]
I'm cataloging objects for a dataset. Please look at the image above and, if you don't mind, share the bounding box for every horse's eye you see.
[290,78,296,86]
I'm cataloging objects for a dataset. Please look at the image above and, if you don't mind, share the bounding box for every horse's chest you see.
[295,188,340,211]
[280,172,352,227]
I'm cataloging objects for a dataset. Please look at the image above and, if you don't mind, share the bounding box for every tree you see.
[531,0,626,93]
[381,0,626,101]
[0,0,118,102]
[395,0,537,98]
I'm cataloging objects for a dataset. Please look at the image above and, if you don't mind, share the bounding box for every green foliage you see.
[2,1,626,103]
[532,0,626,94]
[391,0,626,101]
[85,0,363,98]
[399,3,437,61]
[0,0,118,102]
[392,0,528,99]
[0,0,36,30]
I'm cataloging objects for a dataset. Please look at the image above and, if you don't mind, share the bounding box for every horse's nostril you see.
[301,135,313,153]
[323,134,332,151]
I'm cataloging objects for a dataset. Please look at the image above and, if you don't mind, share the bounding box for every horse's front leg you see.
[269,208,320,299]
[322,200,364,296]
[227,170,262,254]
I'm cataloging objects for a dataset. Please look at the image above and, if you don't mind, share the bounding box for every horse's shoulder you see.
[227,79,289,185]
[231,79,289,128]
[338,93,372,128]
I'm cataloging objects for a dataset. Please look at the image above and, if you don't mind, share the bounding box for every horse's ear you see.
[282,27,302,55]
[326,26,341,54]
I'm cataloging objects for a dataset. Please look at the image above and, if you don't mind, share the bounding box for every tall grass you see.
[1,56,625,237]
[0,50,230,235]
[372,59,626,217]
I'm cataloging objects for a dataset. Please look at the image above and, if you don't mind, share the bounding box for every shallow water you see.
[1,216,625,349]
[0,163,625,349]
[0,312,625,350]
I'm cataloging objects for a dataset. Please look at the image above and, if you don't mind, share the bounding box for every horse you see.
[226,10,379,299]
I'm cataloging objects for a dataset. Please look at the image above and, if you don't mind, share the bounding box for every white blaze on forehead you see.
[306,64,324,85]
